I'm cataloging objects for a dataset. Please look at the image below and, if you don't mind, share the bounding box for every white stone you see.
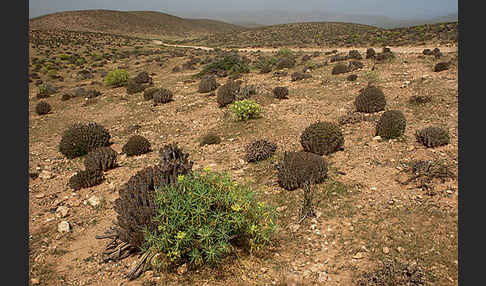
[87,196,101,207]
[58,221,71,233]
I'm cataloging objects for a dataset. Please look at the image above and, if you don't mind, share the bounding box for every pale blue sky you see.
[29,0,458,20]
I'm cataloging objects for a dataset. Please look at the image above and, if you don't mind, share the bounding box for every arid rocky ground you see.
[29,28,458,286]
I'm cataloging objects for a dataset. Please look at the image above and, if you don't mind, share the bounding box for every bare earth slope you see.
[29,9,244,39]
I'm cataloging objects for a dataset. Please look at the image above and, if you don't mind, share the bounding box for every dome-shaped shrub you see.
[115,147,193,248]
[332,63,348,75]
[84,146,118,172]
[366,48,376,59]
[59,122,111,159]
[68,169,104,191]
[355,86,386,113]
[434,62,449,72]
[291,72,312,81]
[275,56,296,69]
[375,110,407,139]
[198,75,218,93]
[122,135,151,156]
[158,143,194,178]
[152,88,173,104]
[348,50,363,60]
[199,133,221,146]
[143,87,159,101]
[216,80,240,107]
[273,86,289,99]
[415,126,450,148]
[300,121,345,156]
[35,101,51,115]
[276,151,328,191]
[245,139,277,162]
[133,71,152,84]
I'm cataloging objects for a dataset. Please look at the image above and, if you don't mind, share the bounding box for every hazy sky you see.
[29,0,458,20]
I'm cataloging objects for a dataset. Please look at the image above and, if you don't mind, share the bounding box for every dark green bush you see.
[276,151,328,191]
[122,135,151,156]
[59,122,111,159]
[375,110,407,139]
[415,126,450,148]
[355,86,387,113]
[144,170,277,267]
[68,169,104,190]
[198,75,218,93]
[84,146,118,172]
[273,86,289,99]
[198,51,250,77]
[153,88,173,104]
[245,139,277,162]
[35,101,51,115]
[300,121,345,156]
[199,133,221,146]
[331,63,348,75]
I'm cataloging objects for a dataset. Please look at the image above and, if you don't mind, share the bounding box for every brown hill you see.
[29,9,244,39]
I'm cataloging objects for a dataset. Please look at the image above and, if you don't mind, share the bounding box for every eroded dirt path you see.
[152,40,457,54]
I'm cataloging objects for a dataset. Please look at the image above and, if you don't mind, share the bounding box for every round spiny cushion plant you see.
[143,87,159,101]
[276,151,328,191]
[145,170,276,268]
[375,110,407,139]
[245,139,277,163]
[348,50,363,60]
[158,143,194,181]
[84,146,118,172]
[114,166,167,248]
[152,88,173,104]
[355,86,386,113]
[434,62,449,72]
[126,80,147,95]
[273,86,289,99]
[198,75,218,93]
[216,80,240,108]
[275,56,296,69]
[35,101,51,115]
[133,71,152,84]
[331,63,348,75]
[122,135,151,156]
[415,126,450,148]
[348,61,364,72]
[300,121,345,156]
[59,122,111,159]
[68,169,104,191]
[199,133,221,146]
[366,48,376,59]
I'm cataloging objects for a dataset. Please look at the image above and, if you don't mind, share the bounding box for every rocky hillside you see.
[29,9,244,39]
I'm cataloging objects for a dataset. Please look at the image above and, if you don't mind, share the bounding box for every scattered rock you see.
[87,195,101,207]
[353,252,366,259]
[39,170,54,180]
[177,263,187,275]
[58,221,71,233]
[56,206,70,218]
[31,278,40,285]
[382,247,390,254]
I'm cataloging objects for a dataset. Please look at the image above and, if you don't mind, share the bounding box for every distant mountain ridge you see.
[29,9,244,38]
[175,10,458,29]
